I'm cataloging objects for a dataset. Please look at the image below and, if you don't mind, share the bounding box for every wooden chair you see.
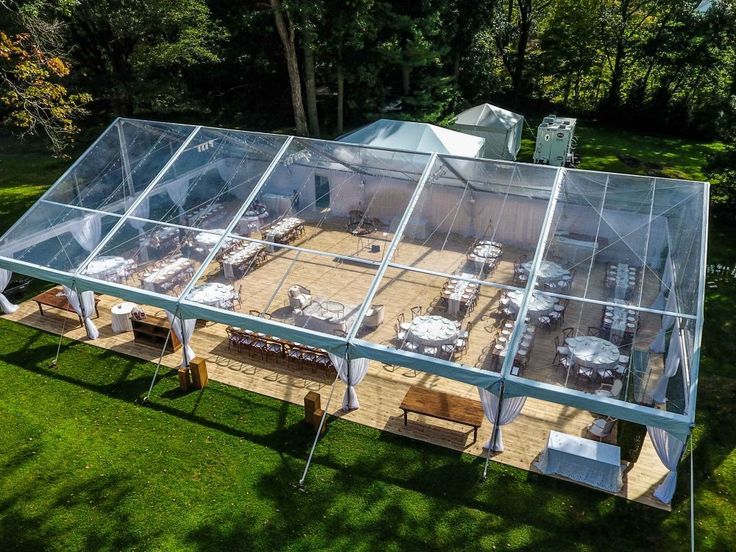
[587,326,601,337]
[410,305,423,320]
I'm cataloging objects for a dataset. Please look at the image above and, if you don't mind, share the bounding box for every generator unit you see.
[533,115,577,167]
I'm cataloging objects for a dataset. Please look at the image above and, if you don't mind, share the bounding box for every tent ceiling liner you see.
[338,118,485,158]
[0,118,708,442]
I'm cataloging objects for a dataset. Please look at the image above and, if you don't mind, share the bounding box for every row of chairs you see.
[226,326,334,375]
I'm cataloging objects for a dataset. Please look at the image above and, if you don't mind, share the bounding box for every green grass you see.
[0,126,734,550]
[517,120,723,181]
[0,318,733,551]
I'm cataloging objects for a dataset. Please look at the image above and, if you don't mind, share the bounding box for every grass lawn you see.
[517,120,723,181]
[0,124,734,550]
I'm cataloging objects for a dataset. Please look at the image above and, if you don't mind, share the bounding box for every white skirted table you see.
[535,430,623,492]
[186,282,237,310]
[506,290,558,321]
[521,260,570,284]
[468,243,502,271]
[406,315,458,346]
[566,336,620,372]
[111,301,138,333]
[84,256,131,283]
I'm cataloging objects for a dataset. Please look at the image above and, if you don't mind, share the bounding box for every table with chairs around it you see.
[489,318,537,375]
[467,240,503,274]
[499,289,568,330]
[394,308,471,361]
[262,217,305,248]
[439,273,480,316]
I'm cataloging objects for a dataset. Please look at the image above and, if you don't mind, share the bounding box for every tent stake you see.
[298,371,340,489]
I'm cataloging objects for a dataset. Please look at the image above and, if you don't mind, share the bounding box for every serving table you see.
[535,430,623,492]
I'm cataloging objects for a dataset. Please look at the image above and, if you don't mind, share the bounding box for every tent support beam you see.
[298,370,340,488]
[143,316,175,403]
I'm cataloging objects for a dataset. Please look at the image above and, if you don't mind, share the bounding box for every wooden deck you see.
[2,222,673,510]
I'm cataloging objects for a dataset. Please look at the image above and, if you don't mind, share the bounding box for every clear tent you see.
[0,118,708,443]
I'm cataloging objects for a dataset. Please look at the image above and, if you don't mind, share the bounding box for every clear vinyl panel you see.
[185,237,380,339]
[0,202,122,273]
[511,290,693,414]
[236,138,433,261]
[80,220,219,298]
[43,119,195,213]
[353,265,525,373]
[389,156,559,288]
[133,128,288,231]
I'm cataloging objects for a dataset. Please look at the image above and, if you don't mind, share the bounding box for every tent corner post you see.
[142,305,179,403]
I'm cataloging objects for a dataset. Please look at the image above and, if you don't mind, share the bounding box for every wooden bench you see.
[399,385,485,444]
[32,286,100,326]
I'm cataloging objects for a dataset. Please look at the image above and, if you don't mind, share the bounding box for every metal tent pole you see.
[142,308,177,403]
[483,382,505,480]
[298,350,347,488]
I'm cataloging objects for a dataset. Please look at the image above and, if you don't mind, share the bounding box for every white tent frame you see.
[0,118,707,444]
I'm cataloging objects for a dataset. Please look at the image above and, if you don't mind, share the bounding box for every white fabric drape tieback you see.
[62,285,99,339]
[165,310,196,366]
[647,426,685,504]
[478,388,526,452]
[0,269,19,314]
[329,353,369,410]
[651,329,682,404]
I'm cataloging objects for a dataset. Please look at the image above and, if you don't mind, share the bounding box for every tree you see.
[0,30,90,155]
[270,0,308,135]
[66,0,223,115]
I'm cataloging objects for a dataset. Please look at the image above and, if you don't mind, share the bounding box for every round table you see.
[521,260,569,283]
[186,282,236,309]
[506,290,557,320]
[407,315,459,346]
[111,302,138,333]
[85,256,128,282]
[473,244,502,259]
[566,336,620,370]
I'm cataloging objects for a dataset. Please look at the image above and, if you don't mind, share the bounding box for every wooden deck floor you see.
[3,222,674,510]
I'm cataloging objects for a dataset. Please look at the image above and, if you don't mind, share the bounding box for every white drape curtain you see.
[651,329,682,404]
[165,310,196,366]
[0,269,19,314]
[478,388,526,451]
[650,290,678,353]
[650,255,673,310]
[62,285,99,339]
[71,214,102,252]
[646,426,685,504]
[328,353,370,410]
[165,177,189,215]
[126,196,150,233]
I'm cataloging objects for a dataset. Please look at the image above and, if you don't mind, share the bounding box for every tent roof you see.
[0,118,708,441]
[454,103,524,130]
[338,119,485,157]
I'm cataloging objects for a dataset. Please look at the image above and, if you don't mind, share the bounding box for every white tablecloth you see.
[194,228,236,248]
[447,273,476,316]
[407,315,458,346]
[507,290,557,320]
[237,210,269,235]
[605,300,637,340]
[535,430,622,492]
[614,263,636,299]
[84,256,129,282]
[566,336,619,370]
[111,301,137,333]
[521,260,570,283]
[142,257,193,291]
[266,217,303,246]
[222,243,265,279]
[186,282,236,309]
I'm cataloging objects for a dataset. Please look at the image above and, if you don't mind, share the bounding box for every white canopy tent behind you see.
[452,103,525,161]
[338,119,485,158]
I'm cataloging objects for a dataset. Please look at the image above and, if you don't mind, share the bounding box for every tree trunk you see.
[336,61,344,135]
[512,0,532,102]
[401,65,411,96]
[303,36,320,137]
[603,0,630,110]
[270,0,308,135]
